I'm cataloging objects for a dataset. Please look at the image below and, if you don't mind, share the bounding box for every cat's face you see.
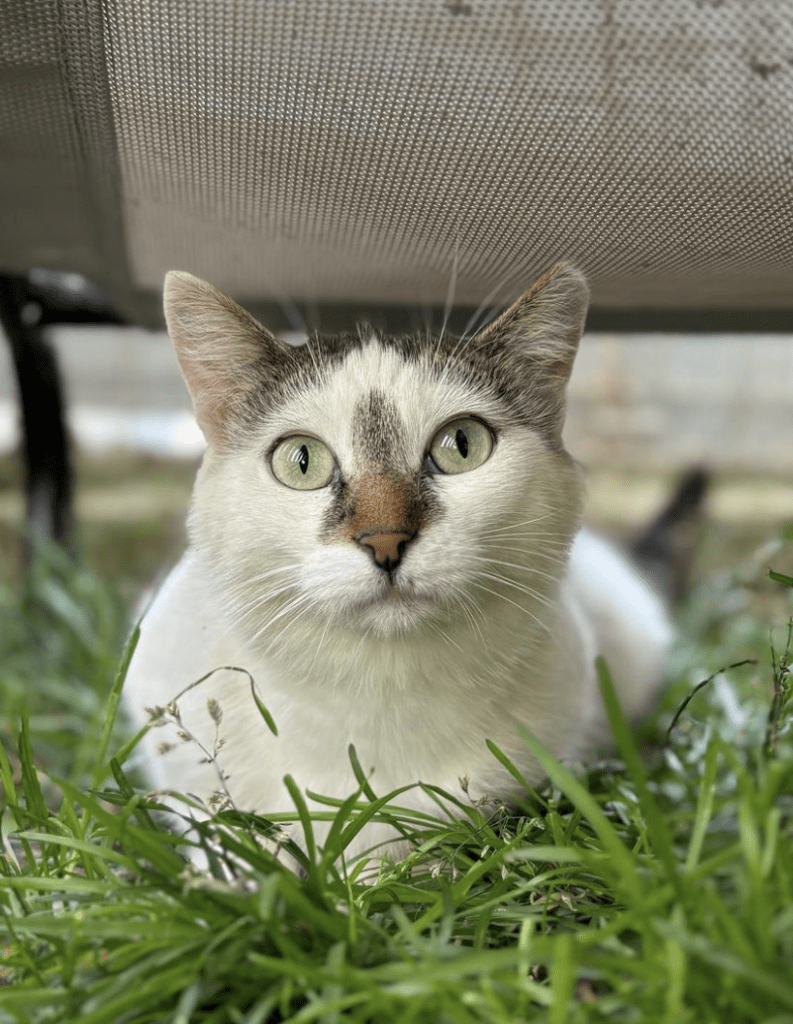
[165,264,588,645]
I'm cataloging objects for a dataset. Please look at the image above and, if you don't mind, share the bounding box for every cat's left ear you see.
[473,262,589,436]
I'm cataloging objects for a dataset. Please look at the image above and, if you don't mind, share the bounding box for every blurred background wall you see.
[1,325,791,591]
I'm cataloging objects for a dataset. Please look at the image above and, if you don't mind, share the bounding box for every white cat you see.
[123,263,673,864]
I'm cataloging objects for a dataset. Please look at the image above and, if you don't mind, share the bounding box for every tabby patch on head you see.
[165,264,587,641]
[352,389,405,467]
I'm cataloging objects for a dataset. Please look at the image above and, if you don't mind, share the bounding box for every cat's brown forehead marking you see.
[351,389,406,469]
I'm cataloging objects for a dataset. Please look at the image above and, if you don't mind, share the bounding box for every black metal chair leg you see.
[0,274,73,553]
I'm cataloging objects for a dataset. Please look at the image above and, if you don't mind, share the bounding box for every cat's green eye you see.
[270,435,336,490]
[428,417,493,475]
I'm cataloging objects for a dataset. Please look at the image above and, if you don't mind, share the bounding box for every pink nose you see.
[356,531,415,572]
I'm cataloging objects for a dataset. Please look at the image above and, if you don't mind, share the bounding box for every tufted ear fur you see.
[163,271,293,449]
[473,262,589,438]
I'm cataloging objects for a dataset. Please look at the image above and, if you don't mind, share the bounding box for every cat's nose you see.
[355,531,416,573]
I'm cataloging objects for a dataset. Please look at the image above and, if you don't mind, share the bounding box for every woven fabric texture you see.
[1,0,792,321]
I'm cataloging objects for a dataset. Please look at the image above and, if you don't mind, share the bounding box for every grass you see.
[0,518,792,1022]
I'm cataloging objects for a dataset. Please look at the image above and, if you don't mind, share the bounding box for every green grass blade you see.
[347,743,378,801]
[283,774,317,870]
[684,735,719,873]
[51,775,185,876]
[0,738,17,809]
[514,724,642,902]
[549,932,575,1024]
[16,831,137,872]
[91,623,139,789]
[334,785,417,857]
[106,723,149,773]
[17,714,47,823]
[597,657,681,892]
[249,679,279,736]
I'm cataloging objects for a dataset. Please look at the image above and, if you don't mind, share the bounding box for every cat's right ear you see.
[164,271,292,449]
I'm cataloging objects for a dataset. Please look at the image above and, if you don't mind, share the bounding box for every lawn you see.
[0,457,791,1023]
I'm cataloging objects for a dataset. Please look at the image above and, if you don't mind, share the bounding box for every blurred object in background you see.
[566,335,793,476]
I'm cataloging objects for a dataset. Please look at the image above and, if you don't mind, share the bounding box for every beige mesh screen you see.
[1,0,792,322]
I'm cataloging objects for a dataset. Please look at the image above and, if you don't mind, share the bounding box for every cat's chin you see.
[345,589,437,637]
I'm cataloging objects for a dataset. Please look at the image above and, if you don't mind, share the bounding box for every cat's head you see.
[164,264,588,646]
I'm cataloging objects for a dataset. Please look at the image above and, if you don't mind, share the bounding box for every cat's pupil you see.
[455,429,469,459]
[297,444,309,474]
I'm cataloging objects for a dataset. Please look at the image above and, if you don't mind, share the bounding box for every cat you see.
[123,262,676,866]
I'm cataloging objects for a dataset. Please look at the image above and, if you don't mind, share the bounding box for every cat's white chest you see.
[126,551,560,806]
[123,531,671,859]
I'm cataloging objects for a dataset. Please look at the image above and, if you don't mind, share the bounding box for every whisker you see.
[483,539,562,552]
[473,569,556,611]
[440,582,487,645]
[225,573,302,609]
[468,579,552,636]
[437,273,521,372]
[438,235,460,348]
[221,563,303,597]
[467,554,562,585]
[258,596,319,656]
[481,517,562,536]
[462,302,502,340]
[307,611,336,675]
[228,587,301,635]
[237,590,312,646]
[278,299,307,336]
[484,543,569,558]
[459,275,516,342]
[484,508,566,526]
[482,542,570,563]
[426,618,467,657]
[303,332,332,381]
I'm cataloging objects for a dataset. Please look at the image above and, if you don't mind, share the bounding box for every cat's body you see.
[124,264,673,862]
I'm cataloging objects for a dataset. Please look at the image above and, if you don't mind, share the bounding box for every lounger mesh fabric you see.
[1,0,791,324]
